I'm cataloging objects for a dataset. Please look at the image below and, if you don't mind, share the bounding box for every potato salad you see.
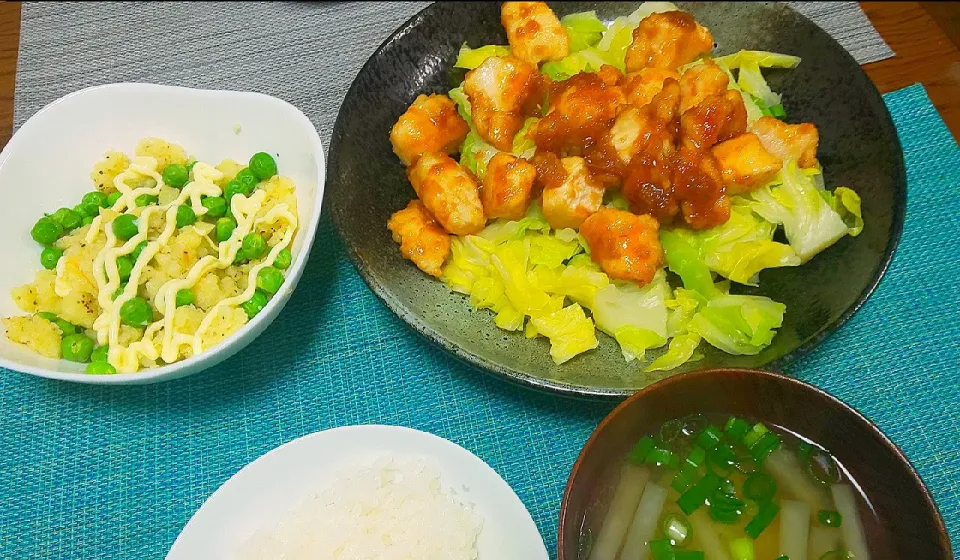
[3,138,299,374]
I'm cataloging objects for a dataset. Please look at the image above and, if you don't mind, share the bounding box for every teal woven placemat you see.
[0,83,956,558]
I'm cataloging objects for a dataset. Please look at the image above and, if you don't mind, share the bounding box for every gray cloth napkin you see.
[14,1,893,148]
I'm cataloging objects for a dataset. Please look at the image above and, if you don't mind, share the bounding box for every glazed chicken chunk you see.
[678,60,729,113]
[680,89,747,150]
[750,116,819,168]
[387,200,451,277]
[407,152,486,235]
[533,68,625,156]
[390,93,470,166]
[672,145,730,230]
[625,11,714,72]
[620,68,680,109]
[595,78,680,171]
[711,133,782,194]
[481,152,538,220]
[464,55,543,151]
[501,1,570,64]
[537,155,605,229]
[580,208,663,286]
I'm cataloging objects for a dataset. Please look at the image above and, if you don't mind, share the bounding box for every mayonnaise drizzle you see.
[72,154,298,373]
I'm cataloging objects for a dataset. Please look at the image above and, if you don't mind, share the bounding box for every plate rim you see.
[326,1,908,400]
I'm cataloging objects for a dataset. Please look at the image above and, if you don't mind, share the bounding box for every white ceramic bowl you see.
[168,425,549,559]
[0,83,325,384]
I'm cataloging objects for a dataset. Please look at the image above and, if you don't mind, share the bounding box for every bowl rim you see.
[556,368,952,559]
[0,82,327,384]
[327,1,908,400]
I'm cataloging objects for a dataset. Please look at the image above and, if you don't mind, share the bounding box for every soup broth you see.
[581,414,883,560]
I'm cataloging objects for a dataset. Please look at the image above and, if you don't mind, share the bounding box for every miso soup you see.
[581,414,884,560]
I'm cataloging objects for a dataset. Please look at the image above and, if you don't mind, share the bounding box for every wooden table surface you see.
[0,2,957,148]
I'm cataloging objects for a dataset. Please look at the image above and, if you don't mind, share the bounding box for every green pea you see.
[256,266,283,294]
[112,283,127,301]
[273,248,292,270]
[51,207,83,231]
[82,191,109,208]
[61,333,95,362]
[249,152,277,180]
[40,246,64,270]
[240,289,269,319]
[176,205,197,228]
[131,240,149,261]
[234,168,258,194]
[111,214,138,241]
[162,163,190,189]
[75,201,101,218]
[116,255,134,282]
[242,232,266,260]
[86,362,116,374]
[135,194,159,207]
[215,217,237,242]
[55,319,78,335]
[201,196,227,219]
[91,345,110,363]
[82,216,94,226]
[106,192,123,207]
[36,311,58,323]
[175,289,194,308]
[119,297,153,328]
[233,252,248,265]
[31,217,63,245]
[186,160,197,173]
[223,180,244,202]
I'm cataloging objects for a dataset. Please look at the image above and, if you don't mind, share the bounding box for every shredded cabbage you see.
[530,304,599,364]
[448,86,473,126]
[738,61,780,108]
[821,186,864,237]
[454,44,510,70]
[745,162,860,262]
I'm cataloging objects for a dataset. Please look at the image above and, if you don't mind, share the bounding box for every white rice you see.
[236,456,484,560]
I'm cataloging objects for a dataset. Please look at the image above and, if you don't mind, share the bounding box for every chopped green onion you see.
[734,449,759,474]
[804,447,841,485]
[685,446,706,469]
[660,419,683,443]
[675,552,705,560]
[724,416,751,442]
[708,491,744,524]
[677,473,721,515]
[775,556,789,560]
[744,500,780,539]
[630,436,656,464]
[749,432,781,463]
[708,443,737,477]
[729,537,755,560]
[695,425,722,451]
[817,509,843,527]
[671,464,699,493]
[662,512,692,547]
[646,448,678,469]
[743,472,777,501]
[649,539,675,560]
[742,422,770,448]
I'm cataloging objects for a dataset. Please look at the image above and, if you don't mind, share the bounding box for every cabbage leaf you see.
[530,303,599,364]
[592,272,670,362]
[688,294,786,355]
[561,11,607,52]
[454,44,510,70]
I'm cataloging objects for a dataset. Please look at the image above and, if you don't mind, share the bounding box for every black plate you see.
[326,1,906,398]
